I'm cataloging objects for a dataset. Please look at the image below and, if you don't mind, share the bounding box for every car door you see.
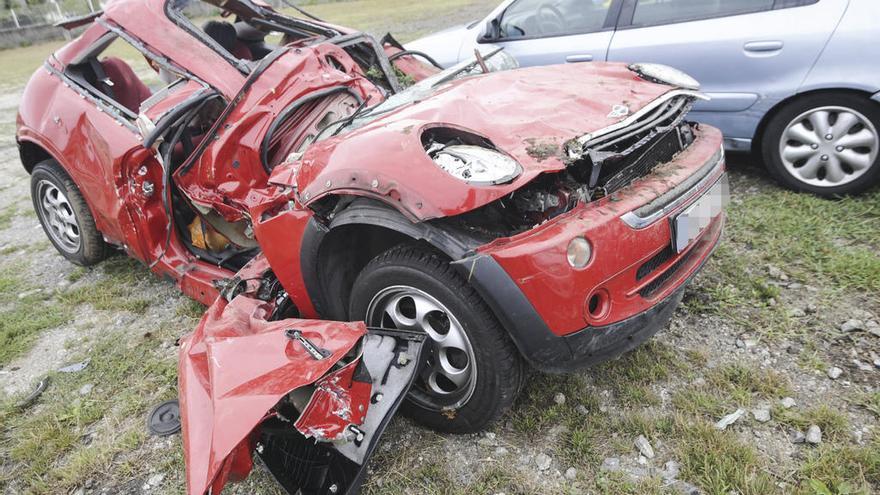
[607,0,848,144]
[473,0,624,67]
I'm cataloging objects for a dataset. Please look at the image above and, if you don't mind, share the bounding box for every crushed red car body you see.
[16,0,728,491]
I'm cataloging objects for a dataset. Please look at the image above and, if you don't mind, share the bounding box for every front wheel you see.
[761,93,880,196]
[348,244,525,433]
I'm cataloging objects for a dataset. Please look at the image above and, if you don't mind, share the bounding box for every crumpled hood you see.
[280,62,673,220]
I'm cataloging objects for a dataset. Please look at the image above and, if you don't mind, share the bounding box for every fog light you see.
[567,237,592,269]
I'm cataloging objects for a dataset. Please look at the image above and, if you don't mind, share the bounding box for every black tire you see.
[30,160,108,266]
[348,244,525,433]
[761,92,880,197]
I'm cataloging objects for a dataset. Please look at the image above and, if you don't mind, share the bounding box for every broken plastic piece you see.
[58,358,90,373]
[17,377,50,410]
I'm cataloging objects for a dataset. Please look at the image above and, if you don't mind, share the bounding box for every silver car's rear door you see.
[607,0,848,143]
[470,0,624,67]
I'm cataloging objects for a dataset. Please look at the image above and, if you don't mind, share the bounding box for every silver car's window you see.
[500,0,613,39]
[632,0,774,27]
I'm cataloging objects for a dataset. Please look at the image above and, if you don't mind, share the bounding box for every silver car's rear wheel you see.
[366,285,477,411]
[35,180,81,253]
[779,106,878,187]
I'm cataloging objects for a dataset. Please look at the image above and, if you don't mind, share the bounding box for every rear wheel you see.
[30,160,108,266]
[348,244,525,433]
[761,93,880,196]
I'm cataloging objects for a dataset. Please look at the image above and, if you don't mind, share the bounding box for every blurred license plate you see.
[671,174,729,253]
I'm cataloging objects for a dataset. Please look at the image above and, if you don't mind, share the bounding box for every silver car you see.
[407,0,880,196]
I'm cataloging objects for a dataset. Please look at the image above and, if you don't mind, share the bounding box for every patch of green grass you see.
[0,264,72,365]
[727,189,880,293]
[774,405,850,442]
[58,257,152,314]
[295,0,497,42]
[0,204,17,230]
[175,298,206,320]
[796,441,880,495]
[509,373,600,436]
[672,364,789,419]
[673,417,778,495]
[0,40,65,89]
[591,340,685,407]
[850,391,880,419]
[66,266,87,283]
[0,323,178,493]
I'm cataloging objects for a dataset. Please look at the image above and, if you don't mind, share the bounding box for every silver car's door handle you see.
[744,40,784,53]
[566,54,594,63]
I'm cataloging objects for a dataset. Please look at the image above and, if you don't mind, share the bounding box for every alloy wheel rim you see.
[779,105,878,188]
[36,180,80,253]
[366,285,477,411]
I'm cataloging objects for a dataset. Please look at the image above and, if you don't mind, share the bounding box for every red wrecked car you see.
[17,0,727,492]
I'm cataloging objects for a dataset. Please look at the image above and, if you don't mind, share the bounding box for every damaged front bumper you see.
[178,257,425,494]
[456,127,727,373]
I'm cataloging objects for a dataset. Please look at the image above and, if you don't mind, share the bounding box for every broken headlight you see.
[427,144,522,185]
[629,63,700,91]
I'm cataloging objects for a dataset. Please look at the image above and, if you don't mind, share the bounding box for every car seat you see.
[99,57,152,114]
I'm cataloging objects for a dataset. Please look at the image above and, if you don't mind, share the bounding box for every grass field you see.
[0,1,878,494]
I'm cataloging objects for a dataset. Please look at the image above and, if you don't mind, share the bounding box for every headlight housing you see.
[629,63,700,91]
[429,145,522,185]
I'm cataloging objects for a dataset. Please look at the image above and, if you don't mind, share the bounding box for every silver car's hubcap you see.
[36,180,80,253]
[366,286,477,411]
[780,106,878,187]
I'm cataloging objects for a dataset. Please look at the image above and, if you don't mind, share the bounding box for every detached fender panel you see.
[178,256,426,494]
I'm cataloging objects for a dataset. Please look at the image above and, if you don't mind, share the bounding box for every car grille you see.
[599,127,687,195]
[638,246,696,299]
[636,245,674,281]
[571,93,697,197]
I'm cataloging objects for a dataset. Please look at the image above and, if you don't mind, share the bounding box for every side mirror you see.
[480,17,501,42]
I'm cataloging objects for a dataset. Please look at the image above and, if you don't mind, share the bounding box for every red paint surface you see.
[480,127,726,335]
[178,293,366,494]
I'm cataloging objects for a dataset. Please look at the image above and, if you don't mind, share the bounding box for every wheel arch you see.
[301,197,480,321]
[18,138,54,174]
[752,87,880,157]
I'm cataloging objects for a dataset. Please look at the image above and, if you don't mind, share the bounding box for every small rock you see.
[788,308,806,318]
[840,319,864,332]
[634,435,655,459]
[874,359,880,369]
[827,366,843,380]
[781,397,797,409]
[494,447,508,456]
[806,425,822,444]
[752,408,771,423]
[790,430,806,444]
[767,265,787,280]
[564,467,577,480]
[485,432,496,440]
[768,297,778,306]
[715,409,745,430]
[638,455,648,465]
[142,472,165,491]
[17,288,42,299]
[735,339,746,349]
[600,457,621,472]
[553,393,566,405]
[575,404,589,416]
[78,383,94,396]
[671,480,702,495]
[535,453,552,471]
[788,282,803,289]
[853,360,873,372]
[786,344,801,355]
[661,460,680,480]
[805,303,818,313]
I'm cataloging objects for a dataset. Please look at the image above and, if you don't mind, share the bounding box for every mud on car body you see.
[17,0,727,492]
